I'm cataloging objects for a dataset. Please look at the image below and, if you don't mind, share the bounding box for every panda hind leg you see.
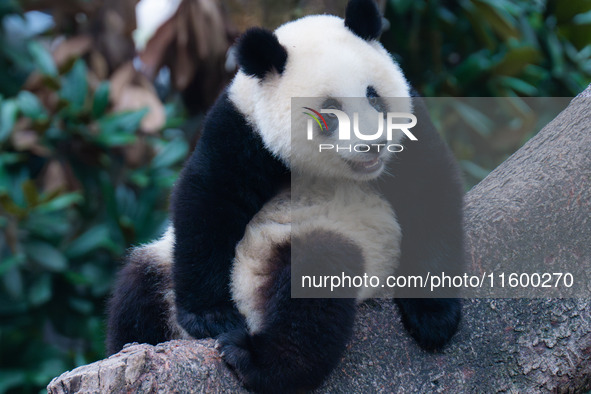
[217,232,361,393]
[106,249,173,355]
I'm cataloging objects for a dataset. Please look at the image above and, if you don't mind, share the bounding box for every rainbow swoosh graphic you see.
[303,107,328,131]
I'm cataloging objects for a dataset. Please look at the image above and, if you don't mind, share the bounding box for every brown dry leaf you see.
[42,160,68,193]
[85,69,102,93]
[12,129,38,151]
[109,62,136,104]
[137,15,177,80]
[11,119,51,156]
[113,85,166,133]
[109,61,166,133]
[90,50,110,80]
[52,35,92,68]
[91,0,139,72]
[41,160,81,193]
[122,138,152,168]
[190,0,227,60]
[173,1,195,90]
[23,71,44,92]
[139,0,237,111]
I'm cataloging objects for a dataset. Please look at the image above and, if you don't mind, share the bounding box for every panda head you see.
[229,0,411,181]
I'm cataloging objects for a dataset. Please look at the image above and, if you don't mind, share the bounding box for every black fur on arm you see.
[171,90,289,339]
[380,93,465,351]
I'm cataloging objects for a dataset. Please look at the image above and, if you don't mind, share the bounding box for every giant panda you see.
[106,0,465,392]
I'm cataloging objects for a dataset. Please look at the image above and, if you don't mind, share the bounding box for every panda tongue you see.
[363,158,379,168]
[349,157,381,173]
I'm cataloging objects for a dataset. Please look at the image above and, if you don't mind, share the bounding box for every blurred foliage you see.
[0,2,36,97]
[384,0,591,96]
[382,0,591,185]
[0,0,590,392]
[0,4,188,393]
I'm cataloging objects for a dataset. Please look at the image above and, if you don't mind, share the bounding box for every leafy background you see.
[0,0,590,392]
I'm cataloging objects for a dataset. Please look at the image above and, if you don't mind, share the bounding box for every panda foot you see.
[177,305,246,339]
[395,298,461,352]
[216,330,264,392]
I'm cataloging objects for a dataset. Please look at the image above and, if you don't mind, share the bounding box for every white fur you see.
[231,179,401,334]
[139,225,175,267]
[229,15,411,180]
[131,227,191,340]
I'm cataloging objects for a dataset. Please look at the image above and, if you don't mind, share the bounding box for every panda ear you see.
[236,27,288,79]
[344,0,382,41]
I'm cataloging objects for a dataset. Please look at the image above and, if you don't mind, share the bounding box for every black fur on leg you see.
[218,231,361,393]
[106,250,172,355]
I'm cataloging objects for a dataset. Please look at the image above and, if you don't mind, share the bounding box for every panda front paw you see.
[216,330,262,392]
[177,304,246,339]
[396,298,461,352]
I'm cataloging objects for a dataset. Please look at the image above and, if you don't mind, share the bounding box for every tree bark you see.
[47,87,591,393]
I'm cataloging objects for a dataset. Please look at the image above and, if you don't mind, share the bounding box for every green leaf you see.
[453,50,493,84]
[27,41,58,77]
[98,108,148,135]
[0,253,25,276]
[16,90,47,121]
[94,132,137,147]
[473,0,520,40]
[493,46,541,76]
[498,76,538,96]
[69,297,94,314]
[0,370,26,393]
[546,31,564,75]
[451,101,495,137]
[95,108,147,147]
[461,160,491,181]
[573,10,591,24]
[66,224,110,258]
[0,193,26,217]
[60,59,88,112]
[35,192,82,213]
[92,81,110,118]
[2,265,23,299]
[25,241,67,271]
[130,170,150,187]
[0,99,18,142]
[151,138,189,168]
[22,179,39,207]
[32,358,67,385]
[28,274,52,306]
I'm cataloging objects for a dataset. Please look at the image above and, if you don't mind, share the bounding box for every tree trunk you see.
[47,87,591,393]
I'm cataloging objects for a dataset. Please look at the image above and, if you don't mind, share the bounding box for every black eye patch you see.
[321,98,342,111]
[366,85,388,113]
[366,85,379,98]
[320,98,342,135]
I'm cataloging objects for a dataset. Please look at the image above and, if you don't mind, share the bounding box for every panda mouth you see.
[345,157,383,174]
